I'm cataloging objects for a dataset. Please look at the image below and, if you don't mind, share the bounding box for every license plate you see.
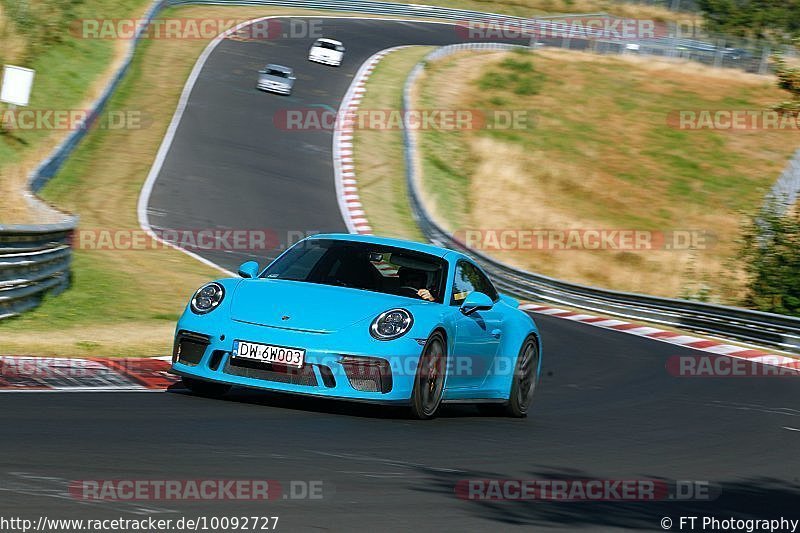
[232,341,305,368]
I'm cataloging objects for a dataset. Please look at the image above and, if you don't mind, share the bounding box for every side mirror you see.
[459,291,494,316]
[238,261,260,279]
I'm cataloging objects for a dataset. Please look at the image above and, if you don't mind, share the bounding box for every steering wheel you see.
[399,286,420,298]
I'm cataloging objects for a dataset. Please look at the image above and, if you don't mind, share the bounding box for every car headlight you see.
[191,282,225,314]
[370,309,413,340]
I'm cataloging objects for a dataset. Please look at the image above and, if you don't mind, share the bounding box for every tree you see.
[739,204,800,316]
[772,54,800,114]
[698,0,800,44]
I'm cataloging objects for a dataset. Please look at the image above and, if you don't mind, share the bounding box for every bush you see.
[739,203,800,316]
[476,54,546,96]
[771,54,800,115]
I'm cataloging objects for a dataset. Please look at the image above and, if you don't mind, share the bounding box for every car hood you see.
[229,279,421,333]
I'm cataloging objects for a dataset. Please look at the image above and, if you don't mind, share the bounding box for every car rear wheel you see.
[181,376,231,398]
[410,331,447,420]
[505,336,540,417]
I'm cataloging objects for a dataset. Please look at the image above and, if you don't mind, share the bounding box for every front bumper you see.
[257,82,291,94]
[171,314,425,403]
[308,55,341,66]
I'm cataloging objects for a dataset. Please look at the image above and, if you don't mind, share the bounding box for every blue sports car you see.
[171,234,542,419]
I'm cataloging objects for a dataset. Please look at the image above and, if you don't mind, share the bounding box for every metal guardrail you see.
[166,0,595,22]
[170,0,781,74]
[403,44,800,354]
[0,223,74,320]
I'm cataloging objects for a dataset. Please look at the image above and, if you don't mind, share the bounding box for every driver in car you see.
[398,267,434,302]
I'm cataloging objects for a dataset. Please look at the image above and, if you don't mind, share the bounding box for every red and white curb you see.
[333,46,410,235]
[0,356,178,392]
[521,303,800,372]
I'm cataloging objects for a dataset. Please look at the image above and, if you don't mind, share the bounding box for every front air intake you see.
[340,356,392,393]
[173,331,210,366]
[224,357,318,386]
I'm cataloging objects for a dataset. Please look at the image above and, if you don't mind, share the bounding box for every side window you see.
[450,261,499,305]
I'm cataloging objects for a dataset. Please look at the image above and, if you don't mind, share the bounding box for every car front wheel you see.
[410,331,447,419]
[505,336,540,417]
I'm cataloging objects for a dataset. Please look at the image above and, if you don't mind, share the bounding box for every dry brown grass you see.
[0,322,177,357]
[415,48,795,302]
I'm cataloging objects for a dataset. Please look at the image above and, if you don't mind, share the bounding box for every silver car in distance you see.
[257,64,295,95]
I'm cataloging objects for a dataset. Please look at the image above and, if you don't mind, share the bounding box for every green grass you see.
[4,20,200,332]
[8,252,138,330]
[353,46,433,241]
[0,0,151,222]
[0,0,148,158]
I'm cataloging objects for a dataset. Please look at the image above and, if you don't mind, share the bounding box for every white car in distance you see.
[308,38,345,66]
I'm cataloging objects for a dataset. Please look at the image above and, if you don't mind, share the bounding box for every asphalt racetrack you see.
[144,18,486,269]
[2,18,799,533]
[2,314,800,531]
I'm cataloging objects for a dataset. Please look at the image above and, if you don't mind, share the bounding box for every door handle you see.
[491,328,502,339]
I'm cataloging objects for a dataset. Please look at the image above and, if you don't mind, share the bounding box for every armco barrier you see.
[0,222,74,320]
[402,44,800,354]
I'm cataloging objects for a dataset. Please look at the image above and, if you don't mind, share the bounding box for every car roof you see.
[314,38,342,45]
[307,233,457,259]
[264,64,292,73]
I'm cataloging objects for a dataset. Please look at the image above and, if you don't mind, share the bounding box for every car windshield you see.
[315,41,341,51]
[263,68,289,77]
[261,239,448,303]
